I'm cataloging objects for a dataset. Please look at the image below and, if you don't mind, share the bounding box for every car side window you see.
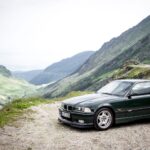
[132,82,150,95]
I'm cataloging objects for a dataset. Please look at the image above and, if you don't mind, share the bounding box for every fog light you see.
[78,120,84,124]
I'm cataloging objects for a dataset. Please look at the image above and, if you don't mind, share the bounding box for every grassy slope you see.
[112,65,150,80]
[0,91,92,127]
[0,75,37,104]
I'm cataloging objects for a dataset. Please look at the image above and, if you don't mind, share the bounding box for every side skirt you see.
[116,114,150,124]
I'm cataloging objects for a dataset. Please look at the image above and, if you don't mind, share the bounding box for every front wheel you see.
[94,108,114,130]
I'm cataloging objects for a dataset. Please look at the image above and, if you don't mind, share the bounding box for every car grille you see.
[63,104,74,111]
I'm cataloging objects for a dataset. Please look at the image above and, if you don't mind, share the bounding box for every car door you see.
[125,82,150,119]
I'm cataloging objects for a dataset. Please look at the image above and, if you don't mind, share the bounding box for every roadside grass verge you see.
[111,64,150,79]
[0,91,92,127]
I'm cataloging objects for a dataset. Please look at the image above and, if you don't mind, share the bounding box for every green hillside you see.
[0,75,38,105]
[42,15,150,98]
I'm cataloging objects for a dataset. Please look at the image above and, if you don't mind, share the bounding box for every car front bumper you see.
[58,108,94,128]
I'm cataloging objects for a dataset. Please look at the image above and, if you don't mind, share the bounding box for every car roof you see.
[115,79,150,83]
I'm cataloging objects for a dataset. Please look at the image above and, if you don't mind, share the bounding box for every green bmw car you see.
[58,79,150,130]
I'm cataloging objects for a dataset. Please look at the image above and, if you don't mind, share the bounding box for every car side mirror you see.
[127,92,139,99]
[127,94,132,99]
[127,91,135,99]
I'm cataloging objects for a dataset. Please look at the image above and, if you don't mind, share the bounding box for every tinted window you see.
[132,82,150,95]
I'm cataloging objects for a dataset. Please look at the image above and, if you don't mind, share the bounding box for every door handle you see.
[128,109,133,112]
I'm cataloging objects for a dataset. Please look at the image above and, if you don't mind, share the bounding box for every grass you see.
[0,91,92,127]
[126,67,150,79]
[143,60,150,64]
[110,65,150,80]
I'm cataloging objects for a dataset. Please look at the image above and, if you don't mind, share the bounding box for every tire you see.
[94,108,114,131]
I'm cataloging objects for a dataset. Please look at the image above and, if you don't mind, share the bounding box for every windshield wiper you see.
[102,92,121,97]
[102,92,114,95]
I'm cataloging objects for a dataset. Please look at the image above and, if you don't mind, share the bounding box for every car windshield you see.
[97,81,133,96]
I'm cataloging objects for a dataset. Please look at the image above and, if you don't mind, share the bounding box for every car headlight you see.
[75,107,92,113]
[84,107,92,113]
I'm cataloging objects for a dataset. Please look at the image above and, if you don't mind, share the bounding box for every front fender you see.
[96,103,115,112]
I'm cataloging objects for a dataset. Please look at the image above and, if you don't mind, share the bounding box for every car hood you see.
[63,93,119,106]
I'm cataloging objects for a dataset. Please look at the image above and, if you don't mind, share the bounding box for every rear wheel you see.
[94,108,114,130]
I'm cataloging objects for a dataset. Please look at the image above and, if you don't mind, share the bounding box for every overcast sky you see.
[0,0,150,71]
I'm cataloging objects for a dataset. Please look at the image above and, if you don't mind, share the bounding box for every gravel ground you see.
[0,102,150,150]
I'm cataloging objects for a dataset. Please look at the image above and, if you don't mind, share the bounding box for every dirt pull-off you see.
[0,102,150,150]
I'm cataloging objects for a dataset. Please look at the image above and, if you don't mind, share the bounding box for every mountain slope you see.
[0,66,38,106]
[42,15,150,98]
[77,15,150,74]
[0,65,11,77]
[13,70,42,82]
[84,34,150,91]
[31,51,94,85]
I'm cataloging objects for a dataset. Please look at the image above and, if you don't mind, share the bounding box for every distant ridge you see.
[13,70,42,82]
[31,51,94,85]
